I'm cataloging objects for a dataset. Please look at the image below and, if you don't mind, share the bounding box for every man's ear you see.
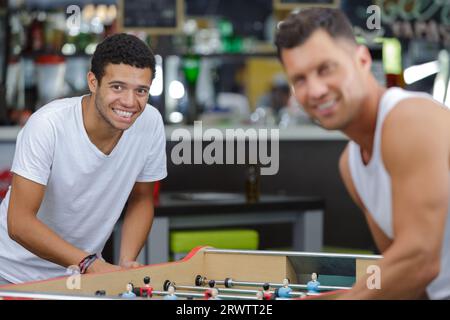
[87,71,98,94]
[356,45,372,73]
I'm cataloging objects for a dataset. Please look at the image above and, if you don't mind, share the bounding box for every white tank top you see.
[348,87,450,299]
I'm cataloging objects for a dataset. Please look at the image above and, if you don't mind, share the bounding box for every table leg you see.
[293,209,323,252]
[146,216,170,264]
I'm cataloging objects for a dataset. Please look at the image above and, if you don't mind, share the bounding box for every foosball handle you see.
[195,275,206,286]
[224,278,233,288]
[163,279,173,291]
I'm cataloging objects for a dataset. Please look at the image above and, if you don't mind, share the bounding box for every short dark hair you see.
[91,33,156,83]
[275,8,356,60]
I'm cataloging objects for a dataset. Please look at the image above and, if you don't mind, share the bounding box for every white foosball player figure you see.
[307,273,320,294]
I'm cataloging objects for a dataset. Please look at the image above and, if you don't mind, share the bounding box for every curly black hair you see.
[91,33,156,83]
[275,8,356,61]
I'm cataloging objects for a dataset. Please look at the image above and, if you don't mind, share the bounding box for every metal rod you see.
[169,284,312,298]
[204,248,382,260]
[152,290,204,299]
[0,289,321,300]
[217,294,259,300]
[0,290,120,300]
[226,280,350,291]
[153,290,258,300]
[197,276,351,291]
[172,284,257,295]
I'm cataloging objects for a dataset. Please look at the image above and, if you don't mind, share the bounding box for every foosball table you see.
[0,247,381,300]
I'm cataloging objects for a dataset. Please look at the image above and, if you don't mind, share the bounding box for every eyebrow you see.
[320,60,336,67]
[290,73,306,83]
[108,81,150,90]
[291,60,337,80]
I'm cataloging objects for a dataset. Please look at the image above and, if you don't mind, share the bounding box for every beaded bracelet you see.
[78,253,98,274]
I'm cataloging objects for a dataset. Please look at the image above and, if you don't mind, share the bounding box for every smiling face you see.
[281,30,371,131]
[87,63,152,132]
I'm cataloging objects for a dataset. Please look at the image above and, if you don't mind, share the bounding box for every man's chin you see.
[110,116,136,131]
[314,119,346,131]
[113,124,131,131]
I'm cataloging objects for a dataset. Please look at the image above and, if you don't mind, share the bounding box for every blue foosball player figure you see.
[121,282,137,299]
[277,278,293,298]
[164,285,178,300]
[307,273,320,294]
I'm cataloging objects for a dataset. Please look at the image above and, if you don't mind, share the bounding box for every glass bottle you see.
[245,164,260,203]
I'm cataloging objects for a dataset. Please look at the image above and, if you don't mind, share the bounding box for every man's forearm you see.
[339,244,436,299]
[119,197,154,264]
[9,216,89,269]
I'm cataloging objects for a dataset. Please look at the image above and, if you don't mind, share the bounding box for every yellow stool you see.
[170,229,259,260]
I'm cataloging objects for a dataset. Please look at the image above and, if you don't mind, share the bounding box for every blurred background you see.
[0,0,449,258]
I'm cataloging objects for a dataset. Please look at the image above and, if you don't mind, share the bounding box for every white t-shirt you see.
[0,96,167,283]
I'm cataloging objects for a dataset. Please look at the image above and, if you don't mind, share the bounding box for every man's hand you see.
[119,260,143,269]
[86,259,122,274]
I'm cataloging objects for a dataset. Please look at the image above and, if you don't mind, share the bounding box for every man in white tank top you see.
[276,9,450,299]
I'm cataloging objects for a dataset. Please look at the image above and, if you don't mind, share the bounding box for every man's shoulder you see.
[383,96,449,136]
[135,104,163,129]
[381,96,450,169]
[21,96,82,135]
[32,96,81,121]
[141,104,162,120]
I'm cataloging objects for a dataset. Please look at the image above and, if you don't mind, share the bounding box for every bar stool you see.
[170,229,259,260]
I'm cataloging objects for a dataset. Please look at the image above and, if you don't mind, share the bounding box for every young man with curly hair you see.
[0,33,167,284]
[275,8,449,299]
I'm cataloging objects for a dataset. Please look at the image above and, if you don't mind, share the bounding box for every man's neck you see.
[82,95,123,154]
[343,80,387,159]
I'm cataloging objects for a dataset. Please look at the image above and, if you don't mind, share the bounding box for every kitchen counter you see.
[0,124,347,142]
